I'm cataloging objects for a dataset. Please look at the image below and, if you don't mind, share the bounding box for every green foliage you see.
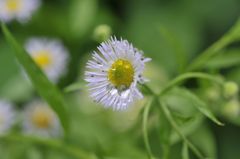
[1,0,240,159]
[170,88,224,126]
[0,134,96,159]
[1,24,69,134]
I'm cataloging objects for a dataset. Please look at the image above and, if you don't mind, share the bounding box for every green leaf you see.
[1,23,69,133]
[173,88,224,126]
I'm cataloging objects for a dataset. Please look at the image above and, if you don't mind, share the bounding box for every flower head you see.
[25,38,69,82]
[85,37,151,110]
[0,0,41,23]
[22,100,62,138]
[0,100,16,134]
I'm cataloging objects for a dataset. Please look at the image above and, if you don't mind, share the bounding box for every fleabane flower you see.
[0,100,16,134]
[85,37,151,110]
[25,38,69,82]
[0,0,41,23]
[22,100,62,138]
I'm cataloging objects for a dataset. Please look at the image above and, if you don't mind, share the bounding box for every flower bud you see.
[223,81,239,98]
[93,24,112,42]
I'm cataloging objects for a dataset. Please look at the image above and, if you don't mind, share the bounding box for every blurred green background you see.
[0,0,240,159]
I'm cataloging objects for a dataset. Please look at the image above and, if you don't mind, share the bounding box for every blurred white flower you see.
[0,100,16,134]
[85,37,151,110]
[22,100,62,138]
[25,38,69,82]
[0,0,41,23]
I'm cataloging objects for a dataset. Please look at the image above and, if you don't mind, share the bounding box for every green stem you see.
[158,72,224,96]
[142,97,155,159]
[182,142,189,159]
[0,134,96,159]
[162,144,170,159]
[142,84,156,95]
[187,18,240,72]
[157,100,205,159]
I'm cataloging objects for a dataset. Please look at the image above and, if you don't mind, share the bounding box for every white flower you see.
[25,38,69,82]
[0,100,16,134]
[22,100,62,138]
[0,0,41,23]
[85,37,151,110]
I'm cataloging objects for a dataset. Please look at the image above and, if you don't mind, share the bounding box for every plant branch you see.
[187,18,240,72]
[158,72,224,97]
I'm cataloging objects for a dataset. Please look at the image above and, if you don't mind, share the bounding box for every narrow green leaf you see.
[1,23,69,133]
[182,142,189,159]
[173,88,224,126]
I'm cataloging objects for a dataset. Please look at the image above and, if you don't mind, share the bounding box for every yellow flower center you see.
[108,59,134,88]
[6,0,20,11]
[32,108,53,129]
[33,51,52,68]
